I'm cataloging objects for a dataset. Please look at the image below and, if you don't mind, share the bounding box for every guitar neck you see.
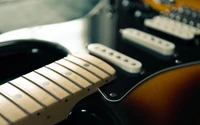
[0,53,116,125]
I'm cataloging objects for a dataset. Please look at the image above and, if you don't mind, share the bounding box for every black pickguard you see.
[0,0,199,125]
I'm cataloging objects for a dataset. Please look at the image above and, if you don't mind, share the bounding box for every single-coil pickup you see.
[144,16,200,40]
[120,28,175,56]
[87,43,142,74]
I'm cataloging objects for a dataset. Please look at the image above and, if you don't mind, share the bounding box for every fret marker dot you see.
[15,94,22,98]
[42,81,49,86]
[83,63,90,67]
[65,71,72,75]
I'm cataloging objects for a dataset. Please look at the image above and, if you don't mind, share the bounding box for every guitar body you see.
[0,0,200,125]
[121,63,200,125]
[143,0,200,11]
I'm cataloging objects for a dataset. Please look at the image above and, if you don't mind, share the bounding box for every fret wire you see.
[72,55,111,75]
[54,61,94,85]
[33,71,73,95]
[21,76,60,101]
[63,57,103,80]
[45,65,84,89]
[0,92,30,115]
[0,113,13,125]
[8,82,46,109]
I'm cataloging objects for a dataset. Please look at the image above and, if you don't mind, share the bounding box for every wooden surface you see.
[0,54,116,125]
[65,55,109,79]
[24,72,70,100]
[56,59,101,84]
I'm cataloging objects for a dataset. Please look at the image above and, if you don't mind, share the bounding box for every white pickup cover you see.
[121,28,175,56]
[87,43,142,73]
[144,16,199,40]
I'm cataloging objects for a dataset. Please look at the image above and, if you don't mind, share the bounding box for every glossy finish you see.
[0,40,68,84]
[0,0,200,124]
[121,63,200,125]
[99,1,200,100]
[143,0,200,12]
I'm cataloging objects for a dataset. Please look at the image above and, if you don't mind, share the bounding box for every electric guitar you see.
[0,0,200,125]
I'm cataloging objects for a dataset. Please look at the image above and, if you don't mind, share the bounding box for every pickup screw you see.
[175,60,182,64]
[110,93,117,97]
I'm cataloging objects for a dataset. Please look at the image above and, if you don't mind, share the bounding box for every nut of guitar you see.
[0,54,116,125]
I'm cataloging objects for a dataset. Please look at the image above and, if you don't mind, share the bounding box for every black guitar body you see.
[0,1,121,124]
[0,40,122,125]
[0,0,200,125]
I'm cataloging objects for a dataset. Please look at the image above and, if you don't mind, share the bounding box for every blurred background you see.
[0,0,99,33]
